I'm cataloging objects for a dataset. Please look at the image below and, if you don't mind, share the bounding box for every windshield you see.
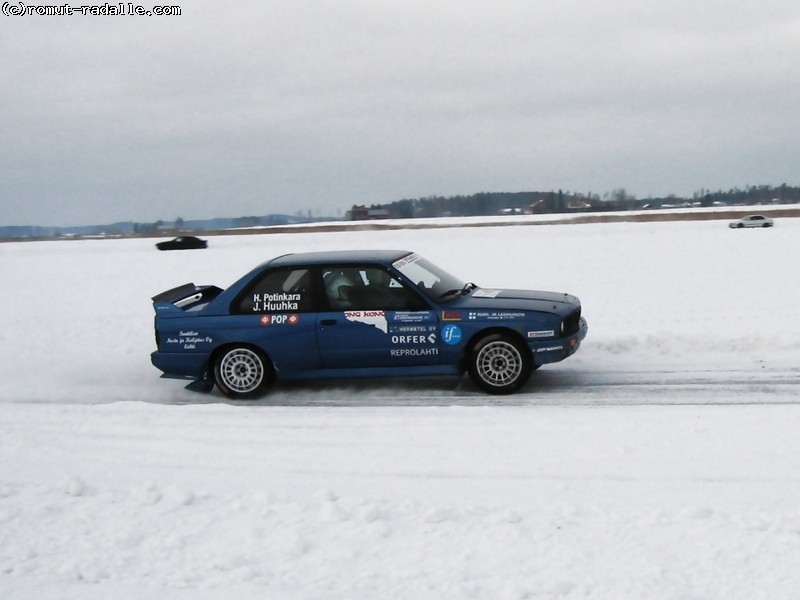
[392,253,467,302]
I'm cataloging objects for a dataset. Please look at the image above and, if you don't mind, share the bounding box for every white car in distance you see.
[728,214,774,228]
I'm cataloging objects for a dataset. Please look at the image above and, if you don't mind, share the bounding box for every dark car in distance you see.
[150,250,588,397]
[156,236,208,251]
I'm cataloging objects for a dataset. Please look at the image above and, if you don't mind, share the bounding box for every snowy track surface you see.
[2,215,800,599]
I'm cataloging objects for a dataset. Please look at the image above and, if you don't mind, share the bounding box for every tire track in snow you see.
[6,367,798,407]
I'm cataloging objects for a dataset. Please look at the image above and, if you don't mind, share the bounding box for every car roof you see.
[266,250,413,268]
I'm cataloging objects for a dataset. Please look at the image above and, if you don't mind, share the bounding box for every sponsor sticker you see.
[472,289,501,298]
[391,325,430,333]
[392,253,421,269]
[344,310,388,333]
[468,311,526,321]
[390,333,437,345]
[252,292,301,312]
[441,324,463,346]
[165,331,213,350]
[392,311,432,323]
[260,314,300,326]
[391,348,439,357]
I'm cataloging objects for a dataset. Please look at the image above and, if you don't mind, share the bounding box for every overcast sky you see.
[2,0,799,226]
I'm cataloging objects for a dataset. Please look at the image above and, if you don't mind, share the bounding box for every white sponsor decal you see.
[536,345,564,353]
[166,332,213,350]
[468,311,526,320]
[472,289,502,298]
[253,292,301,312]
[392,254,421,269]
[391,325,431,333]
[391,333,437,345]
[392,311,431,323]
[391,348,439,357]
[344,310,388,333]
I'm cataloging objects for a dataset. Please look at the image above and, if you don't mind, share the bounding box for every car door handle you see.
[321,319,337,326]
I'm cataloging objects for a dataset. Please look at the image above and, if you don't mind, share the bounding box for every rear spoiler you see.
[152,283,223,314]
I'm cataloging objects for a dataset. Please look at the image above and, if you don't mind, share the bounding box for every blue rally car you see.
[151,250,588,397]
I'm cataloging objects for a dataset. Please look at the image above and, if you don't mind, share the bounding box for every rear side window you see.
[235,268,316,314]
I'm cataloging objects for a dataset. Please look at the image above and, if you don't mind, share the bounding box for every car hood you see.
[447,288,580,314]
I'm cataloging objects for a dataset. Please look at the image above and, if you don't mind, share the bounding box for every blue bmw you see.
[151,250,588,397]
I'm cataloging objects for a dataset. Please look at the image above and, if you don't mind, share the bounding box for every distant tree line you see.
[350,184,800,220]
[132,213,315,234]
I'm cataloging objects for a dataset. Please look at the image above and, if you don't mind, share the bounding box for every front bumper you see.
[528,317,588,366]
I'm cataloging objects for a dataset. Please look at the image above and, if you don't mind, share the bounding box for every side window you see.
[323,266,429,311]
[323,267,363,310]
[236,268,316,314]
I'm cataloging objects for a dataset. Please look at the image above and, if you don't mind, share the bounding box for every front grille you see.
[562,307,582,336]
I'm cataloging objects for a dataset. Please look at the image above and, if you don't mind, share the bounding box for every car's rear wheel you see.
[214,346,272,399]
[467,333,532,395]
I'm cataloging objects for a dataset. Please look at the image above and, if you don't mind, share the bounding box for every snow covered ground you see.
[2,214,800,599]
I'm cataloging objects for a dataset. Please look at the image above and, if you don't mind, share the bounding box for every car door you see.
[317,265,440,369]
[229,266,322,372]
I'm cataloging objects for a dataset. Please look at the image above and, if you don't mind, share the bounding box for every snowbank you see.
[2,217,799,599]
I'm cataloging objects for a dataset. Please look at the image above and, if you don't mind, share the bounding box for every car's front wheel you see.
[467,333,532,395]
[214,346,273,399]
